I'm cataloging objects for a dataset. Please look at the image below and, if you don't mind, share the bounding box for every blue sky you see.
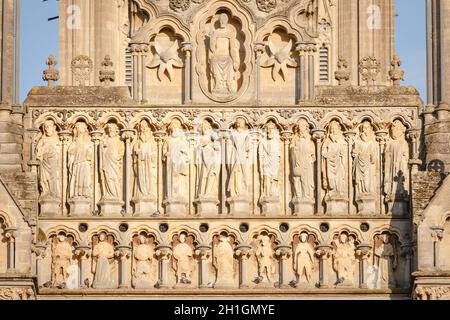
[19,0,427,103]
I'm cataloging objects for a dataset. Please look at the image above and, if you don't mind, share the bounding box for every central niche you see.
[195,5,252,103]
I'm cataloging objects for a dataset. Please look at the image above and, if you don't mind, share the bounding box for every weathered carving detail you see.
[71,55,93,86]
[99,55,115,86]
[261,38,297,81]
[43,55,59,88]
[331,232,356,286]
[51,234,77,289]
[253,233,277,286]
[91,233,116,289]
[292,232,316,286]
[389,55,405,86]
[257,0,277,13]
[335,58,350,85]
[359,57,380,85]
[132,234,156,289]
[169,0,190,12]
[172,233,195,286]
[213,233,235,288]
[373,233,398,289]
[149,32,183,81]
[0,288,34,300]
[415,286,450,300]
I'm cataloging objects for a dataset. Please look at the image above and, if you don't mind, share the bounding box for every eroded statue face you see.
[99,233,107,242]
[300,233,308,243]
[139,120,150,134]
[391,120,406,140]
[169,119,183,134]
[201,120,212,134]
[219,13,229,28]
[360,121,373,141]
[106,123,119,137]
[329,121,341,137]
[235,118,247,130]
[339,233,348,244]
[179,234,186,243]
[297,120,310,138]
[43,120,56,137]
[74,122,88,138]
[58,235,66,242]
[266,122,277,140]
[381,234,389,244]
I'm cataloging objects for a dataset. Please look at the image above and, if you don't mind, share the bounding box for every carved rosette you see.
[257,0,277,13]
[170,0,190,12]
[359,57,380,85]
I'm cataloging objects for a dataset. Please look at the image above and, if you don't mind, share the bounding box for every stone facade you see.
[0,0,448,300]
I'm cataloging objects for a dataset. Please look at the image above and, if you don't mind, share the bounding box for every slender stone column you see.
[59,130,72,216]
[312,129,326,214]
[181,42,193,104]
[5,228,18,272]
[75,244,90,288]
[27,128,41,173]
[188,130,199,216]
[401,243,414,288]
[154,131,167,214]
[155,244,172,288]
[91,131,103,214]
[254,42,265,104]
[195,244,212,289]
[115,245,131,288]
[281,131,293,216]
[315,245,332,288]
[140,44,149,103]
[344,131,357,215]
[275,245,292,288]
[250,129,261,215]
[295,43,307,102]
[407,129,422,175]
[34,243,47,287]
[121,129,135,216]
[356,244,372,289]
[307,43,317,100]
[131,44,139,101]
[375,129,388,215]
[431,227,444,268]
[219,130,231,215]
[235,244,253,288]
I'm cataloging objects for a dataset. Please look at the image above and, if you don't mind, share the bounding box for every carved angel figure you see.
[293,233,316,284]
[172,234,195,284]
[132,235,155,288]
[92,233,116,289]
[254,234,276,284]
[332,233,356,286]
[149,34,183,81]
[373,234,398,288]
[36,119,62,200]
[262,38,297,81]
[51,235,73,288]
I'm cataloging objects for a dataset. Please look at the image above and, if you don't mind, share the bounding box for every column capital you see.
[153,130,167,143]
[90,130,104,143]
[4,228,18,241]
[254,42,266,56]
[32,243,48,259]
[431,227,445,242]
[120,129,136,142]
[75,245,91,259]
[234,244,253,260]
[311,129,326,142]
[401,243,415,258]
[58,130,72,143]
[181,41,193,54]
[195,244,212,260]
[115,245,132,260]
[280,130,293,143]
[275,245,292,260]
[315,245,333,259]
[344,130,357,143]
[355,244,372,260]
[155,244,173,260]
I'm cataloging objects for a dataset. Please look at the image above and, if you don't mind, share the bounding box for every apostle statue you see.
[293,232,316,285]
[163,119,189,200]
[290,119,315,200]
[36,119,61,201]
[51,235,73,287]
[92,233,116,289]
[373,234,397,288]
[172,234,195,285]
[322,120,347,198]
[209,13,240,95]
[258,121,281,198]
[332,233,356,286]
[100,123,124,201]
[384,120,409,212]
[254,234,276,285]
[196,119,221,198]
[132,235,155,288]
[227,117,251,197]
[132,120,156,200]
[213,234,235,287]
[68,122,93,200]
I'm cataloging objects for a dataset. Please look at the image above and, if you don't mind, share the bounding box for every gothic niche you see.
[251,232,278,288]
[36,119,62,217]
[290,119,316,215]
[384,120,410,216]
[171,232,197,288]
[291,231,318,288]
[132,119,157,215]
[131,232,158,289]
[50,233,78,289]
[322,120,348,215]
[0,218,7,274]
[148,28,184,104]
[260,28,298,103]
[196,9,248,102]
[91,232,118,289]
[371,232,399,289]
[99,121,125,216]
[194,119,221,216]
[212,232,237,289]
[331,231,358,287]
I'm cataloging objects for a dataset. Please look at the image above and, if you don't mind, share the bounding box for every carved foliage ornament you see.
[359,57,380,85]
[169,0,190,12]
[71,55,93,86]
[257,0,277,13]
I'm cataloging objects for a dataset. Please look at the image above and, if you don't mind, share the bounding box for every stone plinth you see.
[68,198,91,217]
[325,197,348,215]
[39,198,61,217]
[260,197,281,216]
[227,197,251,216]
[99,199,124,217]
[132,197,157,216]
[194,197,219,216]
[355,195,377,215]
[292,198,315,216]
[163,198,188,217]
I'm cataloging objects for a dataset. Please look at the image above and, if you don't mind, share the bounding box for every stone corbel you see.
[312,129,326,215]
[115,245,132,289]
[315,244,333,288]
[121,129,136,216]
[355,244,372,289]
[275,245,292,288]
[5,228,18,272]
[181,42,193,104]
[195,244,212,289]
[155,244,173,289]
[234,244,253,288]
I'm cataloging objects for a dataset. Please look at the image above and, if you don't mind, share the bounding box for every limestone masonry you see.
[0,0,449,300]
